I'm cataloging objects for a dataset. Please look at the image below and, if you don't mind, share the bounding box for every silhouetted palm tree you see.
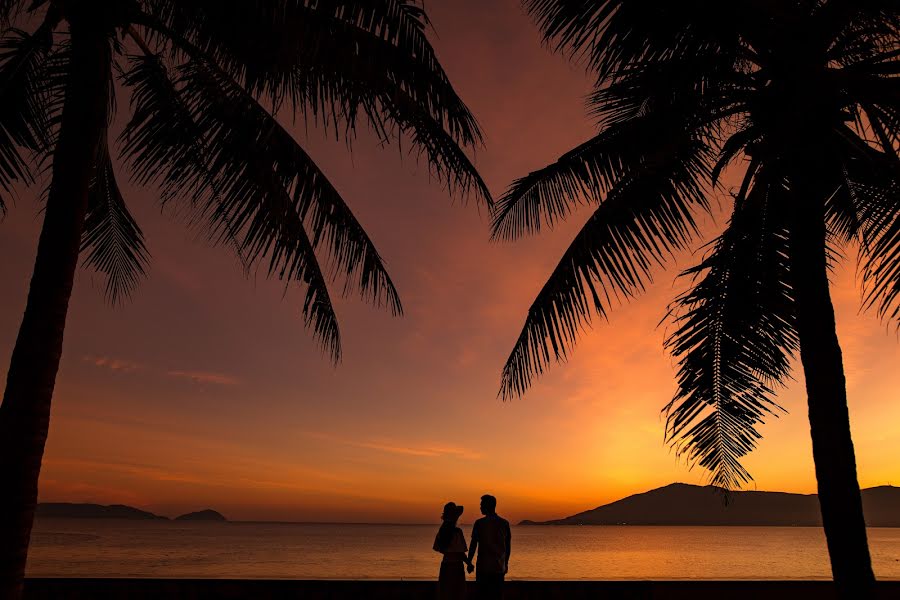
[0,1,489,596]
[495,1,897,594]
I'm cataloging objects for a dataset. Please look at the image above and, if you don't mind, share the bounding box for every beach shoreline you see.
[24,578,900,599]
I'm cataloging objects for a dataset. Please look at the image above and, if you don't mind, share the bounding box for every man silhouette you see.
[466,494,511,600]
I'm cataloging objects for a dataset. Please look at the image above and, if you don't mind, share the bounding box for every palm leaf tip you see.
[303,283,342,365]
[335,246,403,318]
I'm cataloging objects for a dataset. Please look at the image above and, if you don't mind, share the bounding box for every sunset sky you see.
[1,0,899,524]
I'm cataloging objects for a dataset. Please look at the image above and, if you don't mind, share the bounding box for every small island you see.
[520,483,900,527]
[174,509,227,522]
[35,503,167,520]
[36,503,229,522]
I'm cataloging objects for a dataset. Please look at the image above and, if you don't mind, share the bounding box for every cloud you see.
[304,431,481,460]
[83,355,144,373]
[167,370,240,386]
[356,441,482,460]
[38,478,147,507]
[42,457,210,485]
[83,356,238,386]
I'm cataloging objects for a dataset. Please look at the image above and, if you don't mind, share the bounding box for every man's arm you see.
[504,521,512,572]
[466,522,479,572]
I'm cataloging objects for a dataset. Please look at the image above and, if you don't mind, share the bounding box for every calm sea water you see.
[26,519,900,580]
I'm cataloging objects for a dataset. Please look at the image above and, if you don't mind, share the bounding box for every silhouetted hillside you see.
[36,503,167,520]
[520,483,900,526]
[175,509,227,522]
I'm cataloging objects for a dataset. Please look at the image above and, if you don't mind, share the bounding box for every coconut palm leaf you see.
[118,54,217,203]
[0,0,29,26]
[117,0,488,356]
[180,59,401,311]
[588,50,751,131]
[490,114,695,241]
[664,169,798,488]
[826,121,900,322]
[118,57,353,359]
[499,138,713,399]
[822,0,900,63]
[0,26,52,210]
[491,64,743,244]
[120,55,401,319]
[81,138,149,304]
[141,0,475,127]
[117,52,255,275]
[853,157,900,323]
[524,0,746,81]
[234,153,344,363]
[861,187,900,323]
[134,2,490,205]
[27,32,69,179]
[490,133,609,241]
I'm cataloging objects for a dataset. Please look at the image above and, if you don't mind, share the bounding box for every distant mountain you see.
[521,483,900,527]
[175,509,227,522]
[36,503,167,520]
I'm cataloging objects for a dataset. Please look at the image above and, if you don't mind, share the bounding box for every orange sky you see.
[1,0,899,524]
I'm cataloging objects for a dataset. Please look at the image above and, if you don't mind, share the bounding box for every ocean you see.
[27,520,900,580]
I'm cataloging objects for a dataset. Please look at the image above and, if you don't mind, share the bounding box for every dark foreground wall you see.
[24,579,900,600]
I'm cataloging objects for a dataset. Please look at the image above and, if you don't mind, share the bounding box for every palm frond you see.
[30,33,69,176]
[491,33,749,241]
[118,54,390,358]
[81,138,149,304]
[826,125,900,242]
[0,26,53,210]
[237,153,344,363]
[823,0,899,67]
[492,108,724,241]
[852,154,900,324]
[0,0,30,26]
[118,54,217,200]
[524,0,745,80]
[141,1,469,122]
[490,132,618,242]
[863,103,900,161]
[118,55,342,358]
[135,2,491,206]
[181,57,402,315]
[860,189,900,323]
[364,78,491,204]
[588,49,750,131]
[663,169,798,489]
[499,140,712,399]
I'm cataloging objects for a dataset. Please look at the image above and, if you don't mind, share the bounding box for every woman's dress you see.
[434,527,467,600]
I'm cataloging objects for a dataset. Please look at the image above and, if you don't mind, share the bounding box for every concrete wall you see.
[24,578,900,599]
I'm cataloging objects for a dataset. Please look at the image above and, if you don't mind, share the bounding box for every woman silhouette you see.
[432,501,471,600]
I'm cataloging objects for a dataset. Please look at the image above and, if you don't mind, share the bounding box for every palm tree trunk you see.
[0,19,111,600]
[790,187,875,597]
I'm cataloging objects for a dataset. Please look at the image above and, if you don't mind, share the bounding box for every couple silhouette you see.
[432,494,511,600]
